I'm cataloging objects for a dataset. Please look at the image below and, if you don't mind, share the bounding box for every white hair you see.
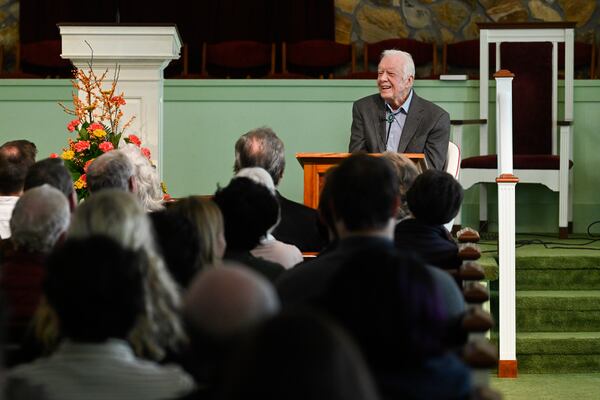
[234,167,281,234]
[119,144,164,212]
[10,184,70,253]
[381,49,415,80]
[234,167,276,194]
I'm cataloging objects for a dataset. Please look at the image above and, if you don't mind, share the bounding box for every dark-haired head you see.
[407,170,463,225]
[220,311,380,400]
[328,154,398,232]
[44,235,145,342]
[0,146,34,195]
[24,158,75,201]
[317,248,447,369]
[213,177,279,252]
[150,210,202,288]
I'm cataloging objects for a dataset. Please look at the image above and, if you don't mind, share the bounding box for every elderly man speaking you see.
[349,49,450,170]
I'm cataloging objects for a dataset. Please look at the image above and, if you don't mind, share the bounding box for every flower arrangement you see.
[56,67,154,200]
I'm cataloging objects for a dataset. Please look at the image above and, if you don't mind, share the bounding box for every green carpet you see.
[491,373,600,399]
[480,234,600,374]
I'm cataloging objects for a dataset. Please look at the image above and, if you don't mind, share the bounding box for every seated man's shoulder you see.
[277,194,316,216]
[354,93,381,108]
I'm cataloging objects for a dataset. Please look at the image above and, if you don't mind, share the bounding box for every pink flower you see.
[141,147,151,159]
[99,141,114,153]
[73,140,90,152]
[87,122,104,132]
[67,119,80,132]
[84,159,94,172]
[49,153,59,158]
[128,134,141,147]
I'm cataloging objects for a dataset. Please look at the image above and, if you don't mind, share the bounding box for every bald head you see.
[184,263,280,338]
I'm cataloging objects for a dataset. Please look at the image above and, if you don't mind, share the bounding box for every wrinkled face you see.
[377,54,414,109]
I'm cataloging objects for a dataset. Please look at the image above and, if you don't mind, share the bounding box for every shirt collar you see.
[386,89,413,115]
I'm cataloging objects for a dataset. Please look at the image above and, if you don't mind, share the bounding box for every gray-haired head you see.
[184,263,280,338]
[381,49,415,81]
[86,150,134,194]
[120,143,164,212]
[24,157,75,205]
[234,127,286,186]
[234,167,276,194]
[10,185,70,253]
[69,189,150,251]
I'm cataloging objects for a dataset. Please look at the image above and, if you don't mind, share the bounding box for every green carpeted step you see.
[491,290,600,332]
[516,332,600,373]
[515,256,600,290]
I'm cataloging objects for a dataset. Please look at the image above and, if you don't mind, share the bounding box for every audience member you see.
[182,264,280,395]
[219,312,380,400]
[381,151,419,221]
[0,141,37,239]
[6,236,194,400]
[235,167,303,269]
[86,150,135,194]
[0,140,37,165]
[276,154,398,306]
[150,210,202,288]
[23,158,77,211]
[120,143,165,212]
[213,177,285,282]
[65,190,185,361]
[168,196,226,266]
[0,186,70,344]
[317,250,471,400]
[395,169,464,270]
[316,168,339,253]
[234,127,326,251]
[276,154,465,319]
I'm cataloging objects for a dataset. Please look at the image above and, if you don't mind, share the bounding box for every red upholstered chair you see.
[558,41,596,79]
[281,40,356,78]
[201,41,275,78]
[20,39,73,78]
[442,39,496,79]
[354,38,437,79]
[456,29,575,238]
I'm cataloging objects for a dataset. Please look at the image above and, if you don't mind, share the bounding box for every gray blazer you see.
[349,92,450,170]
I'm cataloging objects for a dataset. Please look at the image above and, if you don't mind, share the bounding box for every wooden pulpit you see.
[296,152,426,209]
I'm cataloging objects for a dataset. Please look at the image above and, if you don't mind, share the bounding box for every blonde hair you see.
[169,196,225,266]
[382,152,419,220]
[35,190,185,360]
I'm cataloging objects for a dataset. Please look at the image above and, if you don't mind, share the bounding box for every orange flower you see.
[111,95,126,106]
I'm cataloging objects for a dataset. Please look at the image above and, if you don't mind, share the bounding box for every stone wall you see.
[336,0,599,46]
[0,0,18,71]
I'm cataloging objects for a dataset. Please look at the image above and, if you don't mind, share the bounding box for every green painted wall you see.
[1,78,599,234]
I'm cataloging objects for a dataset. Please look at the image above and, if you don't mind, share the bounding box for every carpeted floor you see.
[491,373,600,399]
[478,233,600,375]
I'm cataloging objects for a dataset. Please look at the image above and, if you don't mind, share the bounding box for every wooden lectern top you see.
[296,152,425,209]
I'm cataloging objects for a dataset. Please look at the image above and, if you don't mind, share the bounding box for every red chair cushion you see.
[461,154,573,170]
